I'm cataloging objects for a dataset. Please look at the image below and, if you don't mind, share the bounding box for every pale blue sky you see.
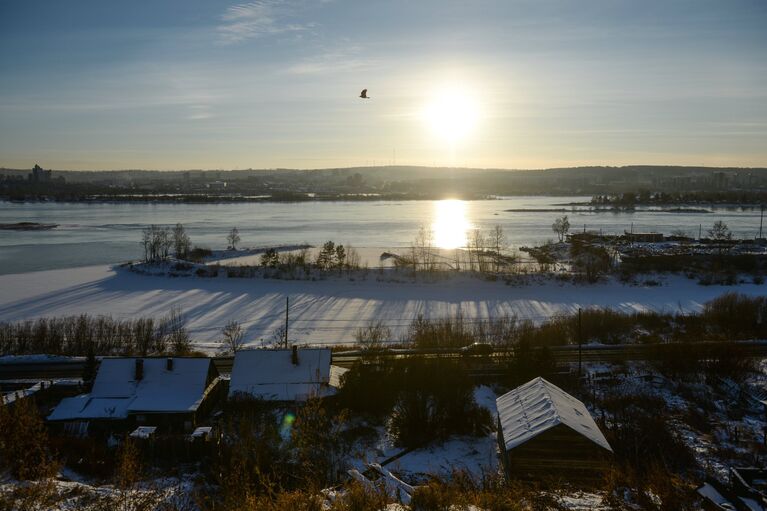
[1,0,766,170]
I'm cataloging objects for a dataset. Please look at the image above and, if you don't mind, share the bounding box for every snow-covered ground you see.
[0,264,764,351]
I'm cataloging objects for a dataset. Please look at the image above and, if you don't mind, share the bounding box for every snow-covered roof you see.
[48,357,214,421]
[329,365,349,388]
[496,377,612,453]
[1,381,51,405]
[229,348,332,401]
[130,426,157,439]
[191,426,212,439]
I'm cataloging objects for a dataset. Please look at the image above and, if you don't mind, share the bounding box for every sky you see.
[1,0,766,171]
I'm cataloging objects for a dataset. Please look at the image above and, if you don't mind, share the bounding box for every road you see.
[2,340,767,380]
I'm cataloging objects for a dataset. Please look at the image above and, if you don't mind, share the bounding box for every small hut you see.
[496,377,613,482]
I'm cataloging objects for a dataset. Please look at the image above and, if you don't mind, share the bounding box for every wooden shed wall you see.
[499,423,612,482]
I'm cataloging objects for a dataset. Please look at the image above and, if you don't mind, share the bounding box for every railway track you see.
[2,340,766,380]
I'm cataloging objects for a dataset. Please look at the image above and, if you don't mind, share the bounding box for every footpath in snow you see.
[0,265,763,352]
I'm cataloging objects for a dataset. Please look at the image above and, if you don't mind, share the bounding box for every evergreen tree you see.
[82,342,98,390]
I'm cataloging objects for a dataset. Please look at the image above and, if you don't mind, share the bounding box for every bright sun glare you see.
[423,87,480,144]
[432,199,471,249]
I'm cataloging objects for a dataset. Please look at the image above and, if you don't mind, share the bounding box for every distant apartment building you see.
[28,164,51,183]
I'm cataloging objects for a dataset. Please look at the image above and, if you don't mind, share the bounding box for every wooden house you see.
[47,357,223,435]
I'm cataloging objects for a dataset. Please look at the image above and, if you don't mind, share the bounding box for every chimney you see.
[135,359,144,381]
[166,357,173,371]
[291,345,299,365]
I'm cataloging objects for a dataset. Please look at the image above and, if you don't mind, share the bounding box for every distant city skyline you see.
[1,0,766,170]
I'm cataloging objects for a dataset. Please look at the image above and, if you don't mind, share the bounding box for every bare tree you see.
[227,227,241,250]
[345,245,361,271]
[708,220,732,242]
[489,225,509,272]
[162,307,191,355]
[469,229,487,272]
[355,321,391,353]
[141,227,152,262]
[552,215,570,243]
[172,223,191,259]
[221,320,245,354]
[412,226,435,272]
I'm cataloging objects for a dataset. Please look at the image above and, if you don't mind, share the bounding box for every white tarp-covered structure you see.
[229,348,332,401]
[496,377,613,453]
[48,357,216,421]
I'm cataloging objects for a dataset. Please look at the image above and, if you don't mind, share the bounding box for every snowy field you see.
[0,264,764,352]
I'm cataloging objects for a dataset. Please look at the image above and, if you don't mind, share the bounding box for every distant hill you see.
[2,164,766,196]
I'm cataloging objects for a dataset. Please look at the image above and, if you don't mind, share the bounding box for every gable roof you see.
[48,357,215,421]
[496,377,612,453]
[228,348,332,401]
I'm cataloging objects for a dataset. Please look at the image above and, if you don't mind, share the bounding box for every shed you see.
[496,377,613,481]
[48,357,222,433]
[229,347,332,401]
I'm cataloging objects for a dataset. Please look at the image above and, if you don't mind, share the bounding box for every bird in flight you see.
[359,89,369,99]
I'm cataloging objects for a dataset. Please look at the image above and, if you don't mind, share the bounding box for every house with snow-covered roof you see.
[228,347,333,401]
[496,377,613,481]
[48,357,222,435]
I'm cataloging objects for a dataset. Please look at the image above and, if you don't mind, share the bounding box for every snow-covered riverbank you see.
[0,264,763,352]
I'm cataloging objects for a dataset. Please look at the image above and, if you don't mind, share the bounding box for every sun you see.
[422,86,480,144]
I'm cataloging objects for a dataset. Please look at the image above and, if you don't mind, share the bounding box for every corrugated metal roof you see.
[329,365,349,388]
[496,377,612,452]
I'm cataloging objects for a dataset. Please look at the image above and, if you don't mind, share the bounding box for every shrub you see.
[0,397,59,480]
[388,359,492,448]
[186,246,212,262]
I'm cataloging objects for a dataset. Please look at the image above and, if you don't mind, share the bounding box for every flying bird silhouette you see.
[359,89,369,99]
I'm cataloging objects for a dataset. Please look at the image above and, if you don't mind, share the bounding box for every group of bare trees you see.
[0,308,191,356]
[465,225,515,272]
[402,224,517,273]
[141,223,191,262]
[552,215,570,242]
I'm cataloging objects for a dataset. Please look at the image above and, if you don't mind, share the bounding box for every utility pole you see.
[578,307,583,378]
[284,296,289,348]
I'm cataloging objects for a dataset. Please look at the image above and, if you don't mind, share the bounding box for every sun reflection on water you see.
[432,199,471,249]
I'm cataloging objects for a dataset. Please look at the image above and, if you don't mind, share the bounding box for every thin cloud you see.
[218,1,312,44]
[286,47,372,75]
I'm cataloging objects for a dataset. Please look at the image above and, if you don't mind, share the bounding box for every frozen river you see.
[0,197,763,275]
